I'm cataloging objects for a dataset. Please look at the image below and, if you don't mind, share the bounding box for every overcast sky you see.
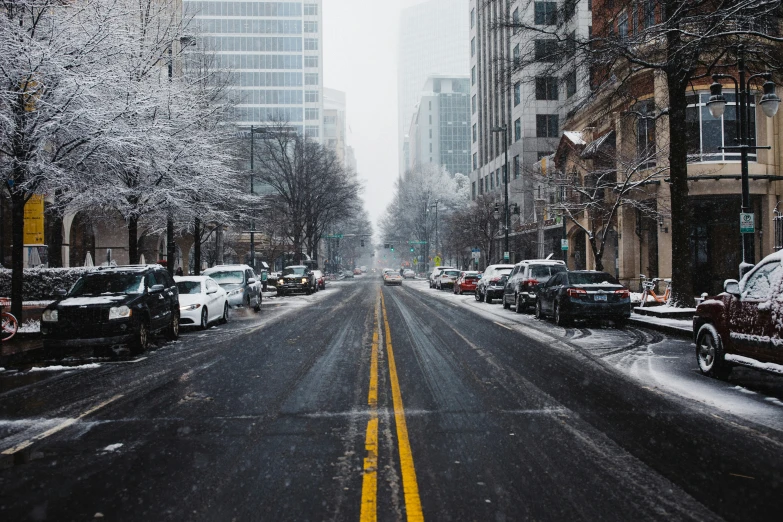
[323,1,418,234]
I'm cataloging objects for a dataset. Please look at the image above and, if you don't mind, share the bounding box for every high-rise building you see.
[407,76,471,176]
[183,0,323,138]
[323,88,347,166]
[398,0,470,177]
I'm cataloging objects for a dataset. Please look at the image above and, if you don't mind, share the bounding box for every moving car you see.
[429,266,456,288]
[276,265,317,295]
[453,271,480,295]
[175,276,229,329]
[383,270,403,286]
[535,271,631,327]
[203,264,261,311]
[475,264,514,303]
[403,269,416,279]
[435,268,461,290]
[694,252,783,379]
[503,259,568,313]
[312,269,326,290]
[41,265,179,355]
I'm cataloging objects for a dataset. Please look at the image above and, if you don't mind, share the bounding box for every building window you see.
[513,44,520,66]
[304,38,318,50]
[513,155,520,179]
[305,73,319,85]
[514,82,521,106]
[535,76,558,100]
[304,4,318,16]
[686,92,755,162]
[471,37,475,57]
[471,8,475,29]
[618,12,628,40]
[514,118,521,141]
[305,90,319,102]
[305,108,319,120]
[304,56,318,68]
[512,7,520,34]
[536,114,559,137]
[429,114,432,124]
[490,172,494,190]
[534,40,558,62]
[563,0,577,21]
[304,21,318,33]
[472,181,476,199]
[565,70,577,98]
[472,123,477,143]
[471,66,476,85]
[644,0,655,28]
[473,152,477,170]
[305,125,319,138]
[636,101,656,169]
[429,128,432,139]
[534,2,557,25]
[429,143,433,153]
[472,94,477,114]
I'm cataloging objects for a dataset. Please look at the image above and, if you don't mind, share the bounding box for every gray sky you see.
[323,1,412,232]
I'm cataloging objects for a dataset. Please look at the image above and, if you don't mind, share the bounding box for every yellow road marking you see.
[360,306,381,522]
[381,293,424,522]
[1,394,123,455]
[493,321,512,331]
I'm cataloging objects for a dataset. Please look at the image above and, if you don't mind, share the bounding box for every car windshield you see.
[69,273,145,296]
[283,267,306,276]
[530,265,567,282]
[497,268,512,275]
[464,274,478,280]
[176,281,202,295]
[444,270,460,276]
[207,270,244,284]
[568,272,620,285]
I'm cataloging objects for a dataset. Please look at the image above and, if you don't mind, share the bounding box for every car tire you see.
[132,321,150,355]
[696,323,732,379]
[475,290,481,301]
[200,308,209,330]
[219,302,229,324]
[554,303,570,327]
[515,295,525,314]
[165,312,180,341]
[486,294,493,304]
[535,300,544,320]
[254,296,261,312]
[503,298,510,310]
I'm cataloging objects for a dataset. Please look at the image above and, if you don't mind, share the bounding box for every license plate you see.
[594,294,607,302]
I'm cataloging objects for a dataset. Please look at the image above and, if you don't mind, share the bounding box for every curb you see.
[628,317,693,340]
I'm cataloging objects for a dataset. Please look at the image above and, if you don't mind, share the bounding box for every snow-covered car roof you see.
[174,276,211,282]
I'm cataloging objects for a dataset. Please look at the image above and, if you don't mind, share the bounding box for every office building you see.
[323,88,347,166]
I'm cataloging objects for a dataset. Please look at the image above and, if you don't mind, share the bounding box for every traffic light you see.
[390,245,394,252]
[361,240,365,247]
[410,247,414,252]
[384,243,390,249]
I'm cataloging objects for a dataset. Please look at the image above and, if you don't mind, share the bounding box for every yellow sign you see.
[24,195,45,244]
[434,256,442,266]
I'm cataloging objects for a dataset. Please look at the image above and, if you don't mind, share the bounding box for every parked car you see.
[383,271,403,286]
[175,276,229,329]
[503,259,568,313]
[353,267,362,275]
[693,252,783,379]
[312,269,326,290]
[41,265,179,355]
[429,266,456,288]
[475,264,514,303]
[343,269,354,279]
[276,265,317,296]
[403,269,416,279]
[382,268,396,280]
[535,271,631,327]
[435,268,461,290]
[203,264,261,311]
[453,271,480,295]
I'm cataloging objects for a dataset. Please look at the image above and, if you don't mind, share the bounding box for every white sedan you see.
[175,276,229,330]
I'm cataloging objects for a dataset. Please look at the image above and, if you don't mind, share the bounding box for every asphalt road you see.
[1,276,782,521]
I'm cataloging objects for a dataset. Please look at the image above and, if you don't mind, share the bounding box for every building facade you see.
[184,0,324,139]
[323,87,347,166]
[407,76,471,176]
[398,0,470,177]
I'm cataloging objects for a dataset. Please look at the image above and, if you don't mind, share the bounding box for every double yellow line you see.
[360,292,423,522]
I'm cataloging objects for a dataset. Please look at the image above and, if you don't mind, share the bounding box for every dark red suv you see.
[693,252,783,379]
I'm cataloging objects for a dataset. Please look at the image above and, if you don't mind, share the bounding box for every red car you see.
[453,271,480,295]
[693,252,783,379]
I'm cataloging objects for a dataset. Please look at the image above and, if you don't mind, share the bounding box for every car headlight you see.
[229,288,243,296]
[108,305,132,320]
[42,309,58,322]
[180,303,201,311]
[301,278,308,284]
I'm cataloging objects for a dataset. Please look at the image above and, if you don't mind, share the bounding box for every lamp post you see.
[492,125,509,261]
[430,200,440,262]
[707,48,780,276]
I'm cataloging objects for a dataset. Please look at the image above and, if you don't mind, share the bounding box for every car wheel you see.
[503,297,510,310]
[486,294,493,304]
[219,302,229,324]
[696,323,732,379]
[475,290,481,301]
[554,303,570,327]
[132,321,150,354]
[165,312,180,341]
[515,295,524,314]
[535,300,544,320]
[254,296,261,312]
[614,316,628,328]
[200,308,209,330]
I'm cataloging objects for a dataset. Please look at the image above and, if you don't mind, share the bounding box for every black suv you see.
[41,265,180,355]
[276,265,317,296]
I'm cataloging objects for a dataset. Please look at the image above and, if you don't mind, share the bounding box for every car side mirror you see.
[247,278,256,284]
[150,284,165,293]
[724,279,741,297]
[207,289,217,294]
[54,288,67,298]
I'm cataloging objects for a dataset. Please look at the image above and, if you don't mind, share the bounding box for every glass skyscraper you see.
[184,1,323,138]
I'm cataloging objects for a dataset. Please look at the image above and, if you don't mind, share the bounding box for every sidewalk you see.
[628,310,693,339]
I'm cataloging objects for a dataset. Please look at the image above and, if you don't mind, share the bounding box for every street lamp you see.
[492,125,510,262]
[707,49,780,276]
[430,200,440,262]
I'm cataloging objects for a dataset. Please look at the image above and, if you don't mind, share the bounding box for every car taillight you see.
[523,279,539,287]
[615,289,630,299]
[567,288,587,298]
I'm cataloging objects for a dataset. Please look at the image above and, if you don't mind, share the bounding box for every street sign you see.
[561,239,569,251]
[740,213,755,234]
[408,240,427,245]
[433,255,442,266]
[503,251,509,260]
[413,258,418,265]
[471,251,480,260]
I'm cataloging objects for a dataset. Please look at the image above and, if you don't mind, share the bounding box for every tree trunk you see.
[10,191,25,320]
[128,215,139,264]
[216,226,224,265]
[193,218,201,275]
[166,215,175,276]
[47,205,63,268]
[667,75,695,307]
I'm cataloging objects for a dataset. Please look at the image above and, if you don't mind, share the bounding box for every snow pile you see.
[725,354,783,374]
[28,363,101,372]
[101,443,123,452]
[17,319,40,334]
[0,267,92,300]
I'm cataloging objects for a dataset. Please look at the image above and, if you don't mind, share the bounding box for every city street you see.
[1,276,782,521]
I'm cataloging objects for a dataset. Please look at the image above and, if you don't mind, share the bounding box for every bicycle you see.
[639,275,671,307]
[0,298,18,342]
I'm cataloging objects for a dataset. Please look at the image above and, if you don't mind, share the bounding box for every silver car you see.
[202,264,261,311]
